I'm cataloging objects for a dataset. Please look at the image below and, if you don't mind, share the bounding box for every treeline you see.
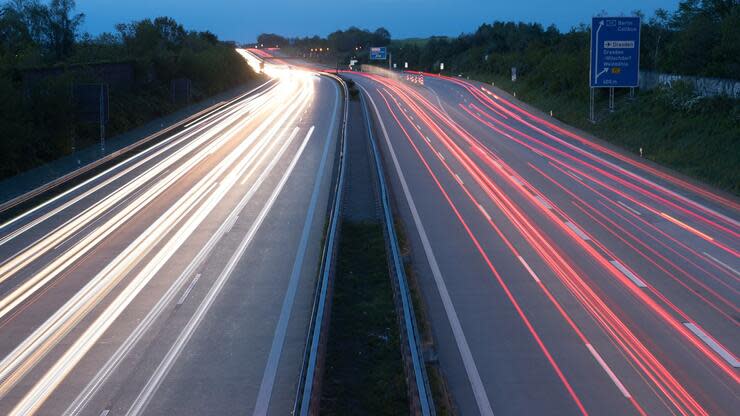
[0,0,257,180]
[381,0,738,192]
[256,26,391,59]
[391,0,739,97]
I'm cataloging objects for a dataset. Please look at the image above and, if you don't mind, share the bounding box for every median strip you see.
[318,81,412,415]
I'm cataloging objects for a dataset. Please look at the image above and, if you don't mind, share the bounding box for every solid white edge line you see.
[252,83,340,415]
[127,123,317,416]
[362,88,433,416]
[297,75,348,416]
[361,85,495,416]
[683,322,740,368]
[63,103,306,416]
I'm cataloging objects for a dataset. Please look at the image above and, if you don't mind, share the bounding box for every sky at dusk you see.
[76,0,680,42]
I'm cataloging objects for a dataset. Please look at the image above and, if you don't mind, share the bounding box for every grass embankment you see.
[320,222,409,416]
[467,72,740,195]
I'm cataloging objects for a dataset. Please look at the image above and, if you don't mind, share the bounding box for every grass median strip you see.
[320,221,409,415]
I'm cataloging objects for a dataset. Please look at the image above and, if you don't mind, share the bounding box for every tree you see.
[256,33,287,48]
[640,8,671,70]
[45,0,84,59]
[152,16,185,46]
[372,27,391,45]
[0,3,33,56]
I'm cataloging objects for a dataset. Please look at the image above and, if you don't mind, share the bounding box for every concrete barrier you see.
[639,71,740,98]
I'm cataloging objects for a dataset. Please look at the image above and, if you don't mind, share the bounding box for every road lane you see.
[348,70,738,415]
[0,56,344,416]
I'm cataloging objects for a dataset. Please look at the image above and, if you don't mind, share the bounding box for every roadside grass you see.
[466,71,740,195]
[395,218,456,416]
[320,221,409,416]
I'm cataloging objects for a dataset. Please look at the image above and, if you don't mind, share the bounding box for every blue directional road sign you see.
[370,46,387,60]
[590,17,641,87]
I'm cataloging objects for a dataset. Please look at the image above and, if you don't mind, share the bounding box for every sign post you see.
[99,86,105,154]
[74,83,109,155]
[589,16,640,122]
[609,87,615,112]
[589,88,595,121]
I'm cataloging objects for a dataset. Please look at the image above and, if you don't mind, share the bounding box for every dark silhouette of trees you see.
[0,0,257,180]
[0,0,83,61]
[391,0,738,80]
[256,33,288,48]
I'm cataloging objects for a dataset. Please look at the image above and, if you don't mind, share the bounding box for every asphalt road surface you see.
[346,70,739,416]
[0,59,343,415]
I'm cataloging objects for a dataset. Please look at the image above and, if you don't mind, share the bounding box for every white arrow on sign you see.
[594,20,605,83]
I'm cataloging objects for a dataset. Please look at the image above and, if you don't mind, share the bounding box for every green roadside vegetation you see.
[469,72,739,194]
[391,37,443,48]
[320,222,409,416]
[388,0,739,194]
[0,0,259,180]
[266,1,738,194]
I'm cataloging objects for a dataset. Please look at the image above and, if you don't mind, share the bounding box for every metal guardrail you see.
[360,90,436,416]
[292,72,349,416]
[0,80,275,217]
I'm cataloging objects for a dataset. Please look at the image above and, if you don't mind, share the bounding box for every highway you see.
[346,70,739,415]
[0,53,343,416]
